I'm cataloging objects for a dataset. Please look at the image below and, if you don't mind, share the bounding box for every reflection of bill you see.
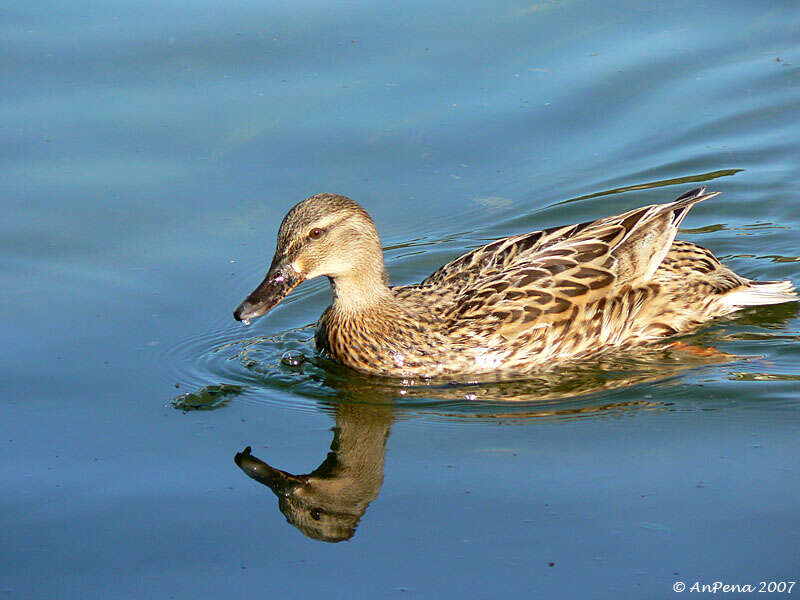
[235,403,393,543]
[231,386,666,544]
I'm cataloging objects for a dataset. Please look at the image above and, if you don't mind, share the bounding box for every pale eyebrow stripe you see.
[282,215,350,258]
[311,214,349,232]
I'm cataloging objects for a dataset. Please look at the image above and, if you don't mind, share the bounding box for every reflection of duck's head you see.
[234,403,392,543]
[235,447,362,542]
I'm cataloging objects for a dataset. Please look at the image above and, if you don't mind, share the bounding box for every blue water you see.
[3,1,800,598]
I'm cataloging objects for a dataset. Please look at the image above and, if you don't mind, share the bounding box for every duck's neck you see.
[329,262,393,315]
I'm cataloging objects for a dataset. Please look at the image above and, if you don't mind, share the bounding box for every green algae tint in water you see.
[2,1,800,599]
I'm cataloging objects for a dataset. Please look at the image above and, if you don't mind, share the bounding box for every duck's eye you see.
[308,227,325,240]
[309,508,321,521]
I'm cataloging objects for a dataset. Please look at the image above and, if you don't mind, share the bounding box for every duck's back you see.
[393,189,794,373]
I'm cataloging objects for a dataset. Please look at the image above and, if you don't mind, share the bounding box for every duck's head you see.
[234,193,387,323]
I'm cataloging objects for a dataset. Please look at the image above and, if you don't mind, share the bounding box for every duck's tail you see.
[721,279,798,308]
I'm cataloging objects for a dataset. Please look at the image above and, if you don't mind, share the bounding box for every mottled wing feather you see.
[420,221,594,291]
[423,188,717,293]
[441,188,720,345]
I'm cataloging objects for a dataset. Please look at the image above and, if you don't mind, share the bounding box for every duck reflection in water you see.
[235,402,392,543]
[227,300,800,542]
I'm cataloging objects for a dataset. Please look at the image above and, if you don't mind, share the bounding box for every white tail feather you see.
[721,280,798,308]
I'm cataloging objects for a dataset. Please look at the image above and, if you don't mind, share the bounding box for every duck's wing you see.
[422,188,718,293]
[442,188,720,339]
[421,223,581,291]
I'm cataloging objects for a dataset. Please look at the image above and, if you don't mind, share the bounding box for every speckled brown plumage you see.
[234,188,797,377]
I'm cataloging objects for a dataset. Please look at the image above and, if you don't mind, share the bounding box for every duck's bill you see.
[233,265,304,323]
[234,446,305,495]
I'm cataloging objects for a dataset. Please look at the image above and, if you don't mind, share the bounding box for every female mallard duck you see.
[234,188,796,377]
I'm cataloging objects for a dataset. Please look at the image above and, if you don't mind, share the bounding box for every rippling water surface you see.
[3,1,800,598]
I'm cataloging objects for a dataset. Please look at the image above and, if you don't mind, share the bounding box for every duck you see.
[233,188,797,377]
